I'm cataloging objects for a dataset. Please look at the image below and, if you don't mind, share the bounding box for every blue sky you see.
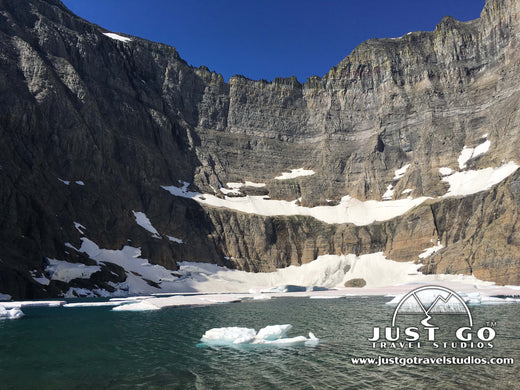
[62,0,486,82]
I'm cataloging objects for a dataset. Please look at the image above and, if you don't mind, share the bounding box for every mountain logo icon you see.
[391,286,473,328]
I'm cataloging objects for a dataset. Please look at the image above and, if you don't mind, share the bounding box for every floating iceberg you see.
[0,306,24,319]
[200,324,319,347]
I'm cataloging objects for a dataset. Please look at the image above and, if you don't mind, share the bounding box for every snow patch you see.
[458,140,491,169]
[30,270,50,286]
[382,185,394,201]
[275,168,315,180]
[221,181,266,195]
[103,32,132,42]
[74,222,86,235]
[418,241,444,259]
[58,179,84,186]
[132,211,161,238]
[45,259,101,283]
[442,162,519,197]
[166,235,183,244]
[78,238,179,295]
[175,251,494,293]
[439,167,455,176]
[0,293,11,301]
[162,183,430,226]
[393,164,410,180]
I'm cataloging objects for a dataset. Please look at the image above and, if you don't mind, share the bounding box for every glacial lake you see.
[0,297,518,389]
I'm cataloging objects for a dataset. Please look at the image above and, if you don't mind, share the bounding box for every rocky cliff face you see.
[0,0,519,299]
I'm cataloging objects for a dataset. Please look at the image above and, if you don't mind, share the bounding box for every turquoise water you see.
[0,297,519,389]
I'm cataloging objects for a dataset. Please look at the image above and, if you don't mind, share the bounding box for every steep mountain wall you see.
[0,0,519,298]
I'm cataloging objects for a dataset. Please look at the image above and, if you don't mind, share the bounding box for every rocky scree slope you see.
[0,0,520,298]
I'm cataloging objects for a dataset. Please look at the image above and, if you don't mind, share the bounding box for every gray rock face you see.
[0,0,519,298]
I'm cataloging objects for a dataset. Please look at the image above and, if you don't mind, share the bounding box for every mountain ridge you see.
[1,0,520,299]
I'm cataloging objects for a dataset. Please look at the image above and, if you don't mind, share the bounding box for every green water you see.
[0,297,518,389]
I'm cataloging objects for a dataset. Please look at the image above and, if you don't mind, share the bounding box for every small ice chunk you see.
[0,306,23,319]
[256,324,292,341]
[201,327,257,345]
[200,325,319,347]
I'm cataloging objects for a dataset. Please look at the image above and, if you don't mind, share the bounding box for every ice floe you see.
[112,301,160,311]
[275,168,315,180]
[0,300,65,308]
[0,306,23,319]
[200,324,319,347]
